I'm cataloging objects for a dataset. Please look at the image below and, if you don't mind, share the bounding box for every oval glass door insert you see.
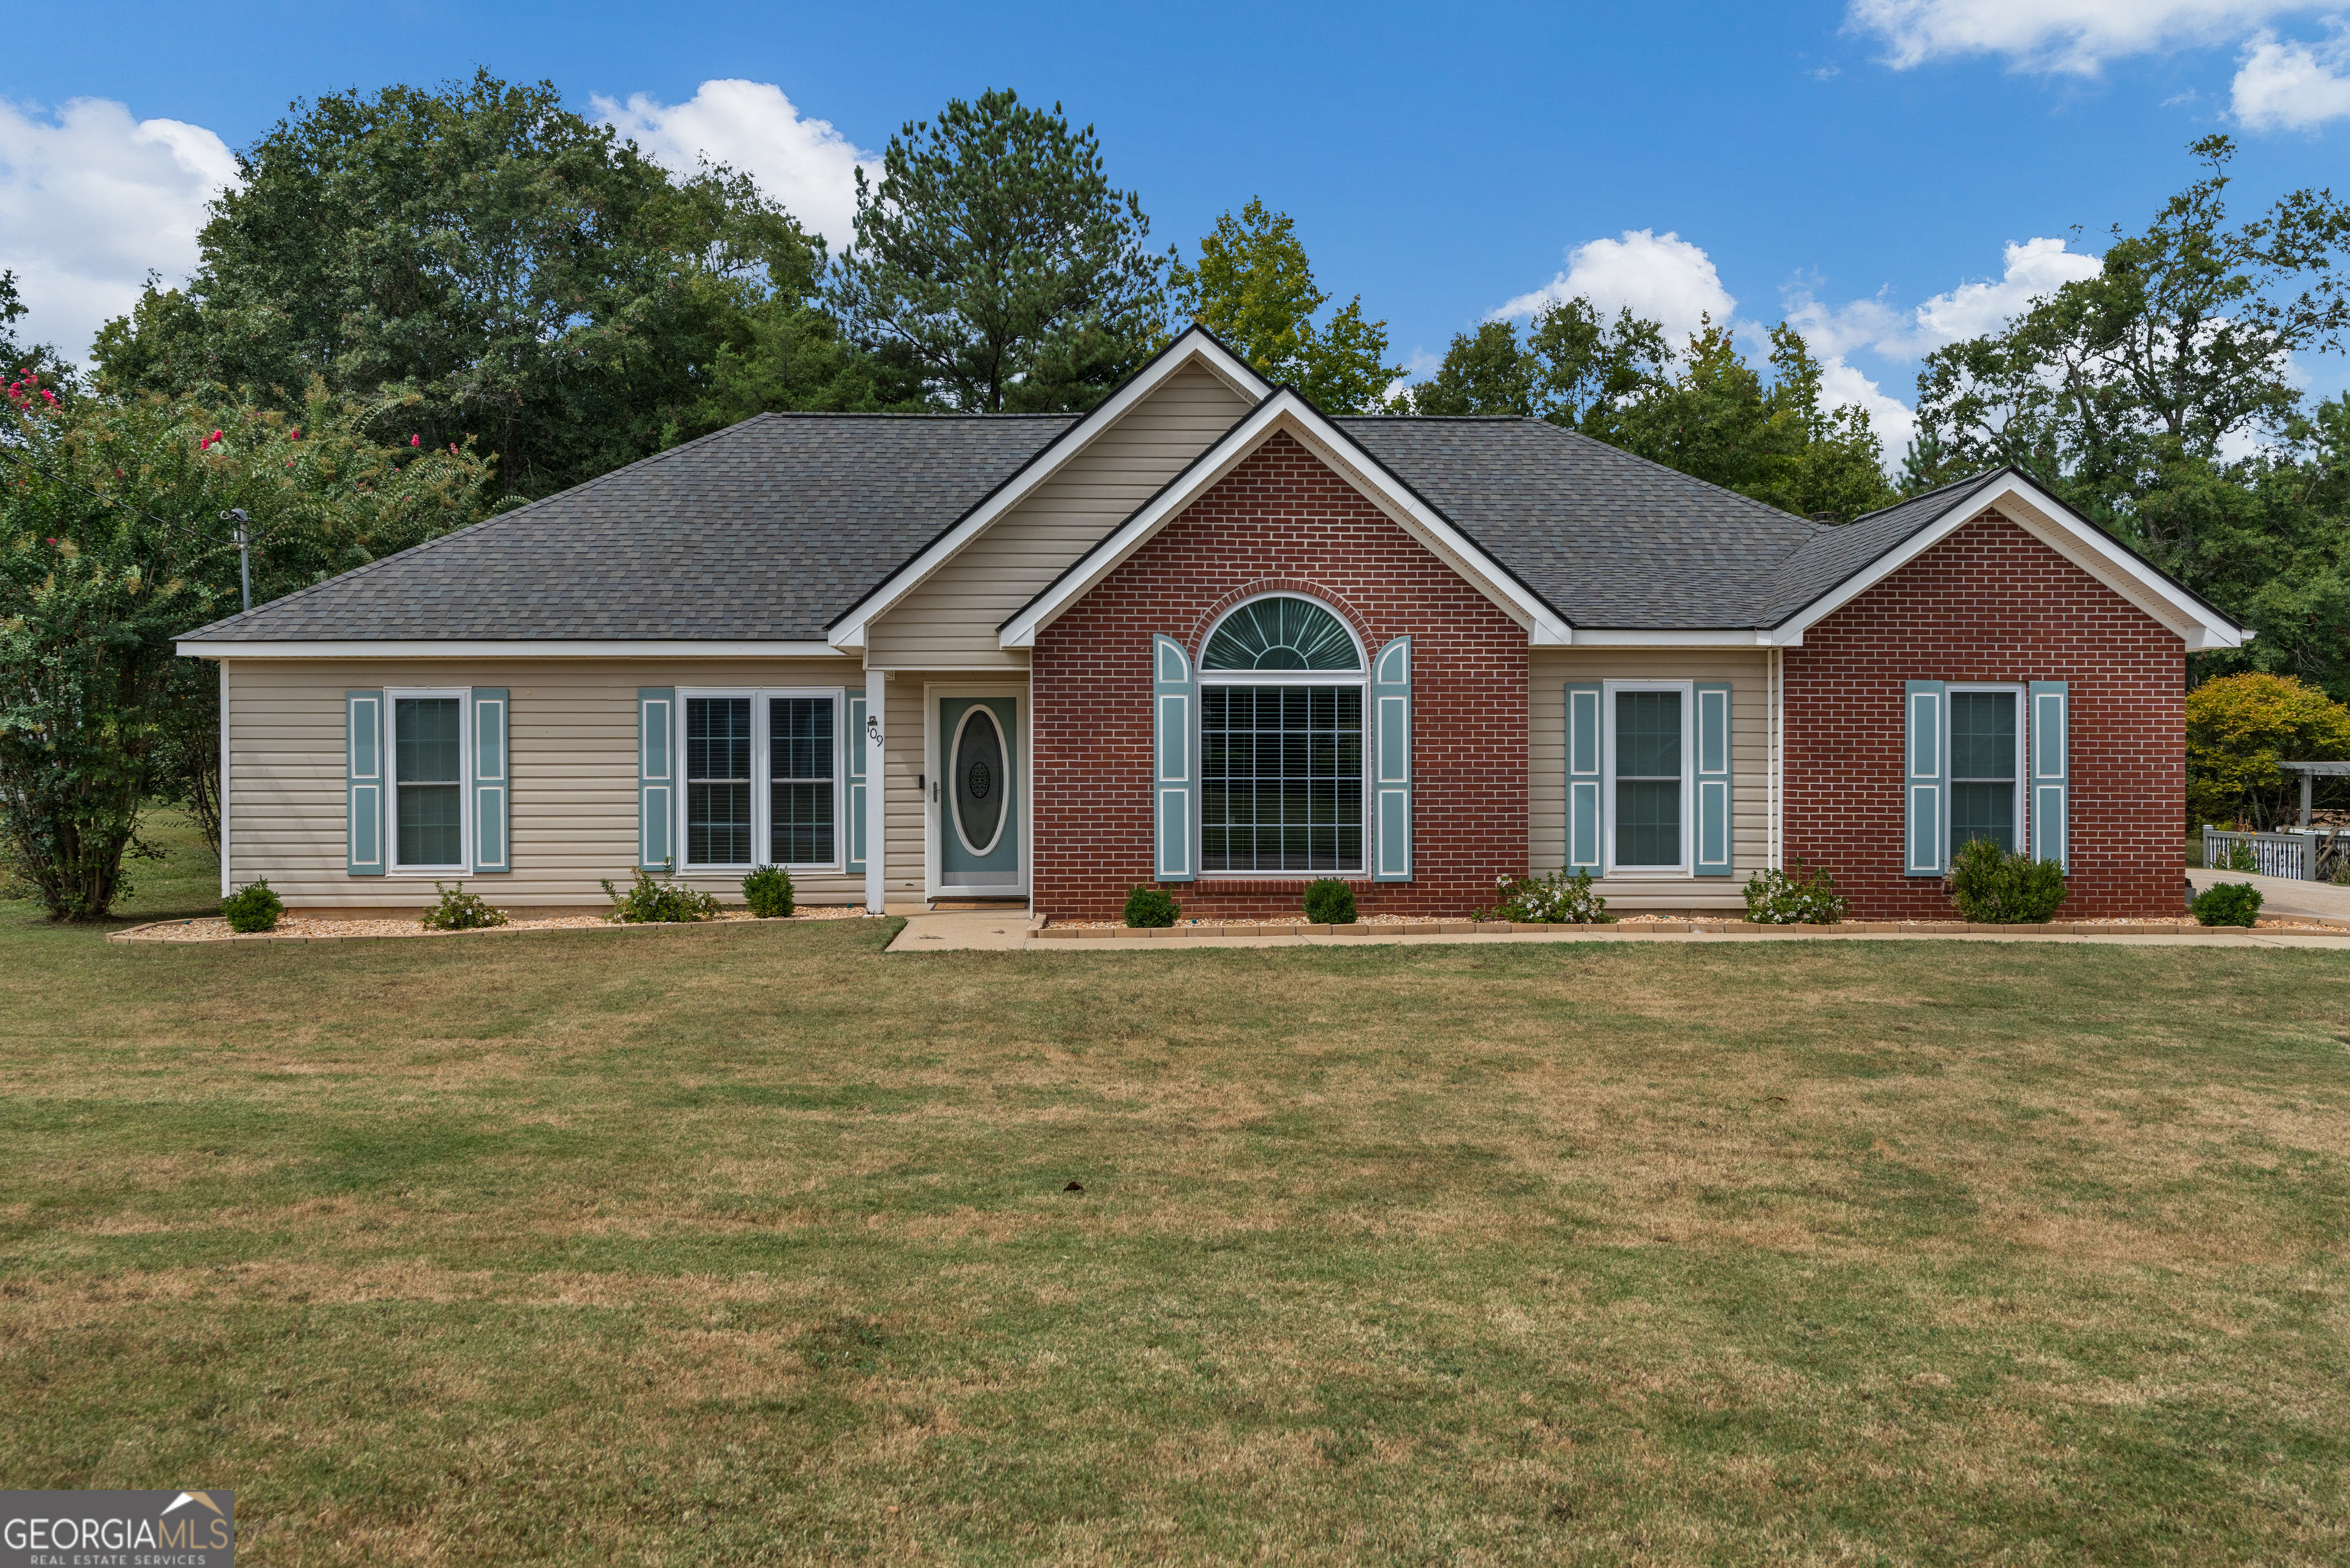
[952,706,1007,856]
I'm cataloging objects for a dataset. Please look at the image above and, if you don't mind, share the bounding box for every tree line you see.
[7,73,2350,917]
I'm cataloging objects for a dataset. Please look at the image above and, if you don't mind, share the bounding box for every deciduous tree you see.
[1169,199,1401,412]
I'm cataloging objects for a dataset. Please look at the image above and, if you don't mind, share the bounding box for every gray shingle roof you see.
[182,403,2017,643]
[180,412,1079,642]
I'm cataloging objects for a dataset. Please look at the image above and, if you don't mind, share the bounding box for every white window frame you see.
[1196,593,1371,880]
[675,686,847,872]
[1602,679,1694,877]
[386,686,472,876]
[1945,682,2026,858]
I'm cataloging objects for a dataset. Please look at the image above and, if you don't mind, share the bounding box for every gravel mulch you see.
[119,905,878,942]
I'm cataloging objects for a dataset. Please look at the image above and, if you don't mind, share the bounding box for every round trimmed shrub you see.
[1945,838,2067,923]
[1123,886,1180,928]
[2190,880,2263,927]
[221,879,284,933]
[744,865,796,918]
[1302,878,1356,926]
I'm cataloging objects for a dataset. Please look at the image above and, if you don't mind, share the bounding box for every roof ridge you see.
[1843,465,2008,526]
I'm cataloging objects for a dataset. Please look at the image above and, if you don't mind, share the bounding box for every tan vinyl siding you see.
[865,363,1249,669]
[875,673,1031,901]
[1528,649,1771,910]
[225,657,867,908]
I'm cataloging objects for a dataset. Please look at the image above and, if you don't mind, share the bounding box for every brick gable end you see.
[1783,509,2186,919]
[1032,431,1529,920]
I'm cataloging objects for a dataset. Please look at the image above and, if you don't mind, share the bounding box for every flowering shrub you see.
[601,863,721,923]
[1476,869,1612,924]
[1742,857,1849,924]
[220,879,284,933]
[419,881,509,930]
[743,865,796,918]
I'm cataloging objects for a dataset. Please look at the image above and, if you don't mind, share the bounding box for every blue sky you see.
[7,0,2350,448]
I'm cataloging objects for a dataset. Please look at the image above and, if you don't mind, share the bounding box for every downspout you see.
[218,660,233,899]
[1768,646,1783,871]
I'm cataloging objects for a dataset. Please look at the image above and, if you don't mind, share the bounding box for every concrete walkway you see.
[2188,866,2350,922]
[887,909,2350,955]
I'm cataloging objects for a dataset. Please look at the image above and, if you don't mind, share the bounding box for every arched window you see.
[1196,595,1367,873]
[1202,594,1363,672]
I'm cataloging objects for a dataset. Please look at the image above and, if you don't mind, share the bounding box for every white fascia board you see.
[175,639,849,660]
[998,392,1573,649]
[1567,627,1792,647]
[822,331,1272,649]
[1772,474,2251,651]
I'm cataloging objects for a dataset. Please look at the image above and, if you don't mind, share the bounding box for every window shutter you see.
[1694,681,1733,877]
[1566,683,1603,874]
[1904,680,1945,876]
[638,688,675,870]
[346,689,384,877]
[1153,636,1195,881]
[2029,680,2069,870]
[471,688,509,873]
[1372,636,1413,881]
[845,695,868,875]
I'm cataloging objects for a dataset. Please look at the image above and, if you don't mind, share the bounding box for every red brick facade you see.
[1032,432,1529,920]
[1782,510,2188,920]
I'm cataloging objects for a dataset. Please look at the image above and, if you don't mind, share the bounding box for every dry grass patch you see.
[0,887,2346,1563]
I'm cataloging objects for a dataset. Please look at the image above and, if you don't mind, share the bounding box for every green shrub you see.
[743,865,796,918]
[1742,857,1848,924]
[1945,838,2068,923]
[2190,880,2263,927]
[1123,885,1180,927]
[600,863,722,924]
[220,878,284,933]
[1301,878,1356,926]
[1475,868,1612,925]
[2224,840,2260,873]
[419,881,509,931]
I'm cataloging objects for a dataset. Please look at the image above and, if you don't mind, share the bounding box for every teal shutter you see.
[638,688,675,870]
[346,689,384,877]
[2029,680,2069,870]
[1153,636,1194,881]
[471,688,509,873]
[1694,681,1733,876]
[1566,683,1602,874]
[845,695,868,876]
[1905,680,1945,876]
[1372,636,1413,881]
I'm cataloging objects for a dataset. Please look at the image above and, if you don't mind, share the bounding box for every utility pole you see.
[223,508,251,612]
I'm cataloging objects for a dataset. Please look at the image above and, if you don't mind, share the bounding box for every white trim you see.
[825,330,1272,649]
[1196,626,1373,882]
[1570,628,1795,647]
[1602,680,1694,878]
[998,393,1574,649]
[924,683,1029,900]
[1772,474,2251,650]
[1946,682,2026,857]
[864,665,886,913]
[218,661,233,898]
[177,639,847,660]
[386,687,472,875]
[674,687,848,873]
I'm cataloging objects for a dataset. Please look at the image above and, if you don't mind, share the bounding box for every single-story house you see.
[176,326,2247,922]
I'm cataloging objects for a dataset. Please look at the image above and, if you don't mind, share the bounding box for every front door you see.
[937,695,1022,893]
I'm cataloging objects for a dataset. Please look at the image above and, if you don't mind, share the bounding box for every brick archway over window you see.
[1184,579,1378,661]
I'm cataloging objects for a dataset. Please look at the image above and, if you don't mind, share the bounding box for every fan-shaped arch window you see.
[1202,596,1362,672]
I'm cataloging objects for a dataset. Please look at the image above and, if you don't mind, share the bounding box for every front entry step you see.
[929,898,1029,912]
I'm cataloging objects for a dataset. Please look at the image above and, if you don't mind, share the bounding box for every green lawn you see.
[2,821,2346,1563]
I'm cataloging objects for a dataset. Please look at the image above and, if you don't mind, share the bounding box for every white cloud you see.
[1847,0,2322,74]
[1819,357,1921,451]
[1494,229,1737,348]
[0,96,236,363]
[1781,238,2101,361]
[2231,27,2350,128]
[592,80,872,251]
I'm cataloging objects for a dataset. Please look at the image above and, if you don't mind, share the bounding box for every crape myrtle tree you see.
[1169,198,1402,412]
[1908,136,2350,695]
[1,377,492,918]
[93,71,871,501]
[832,89,1168,412]
[1,272,80,396]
